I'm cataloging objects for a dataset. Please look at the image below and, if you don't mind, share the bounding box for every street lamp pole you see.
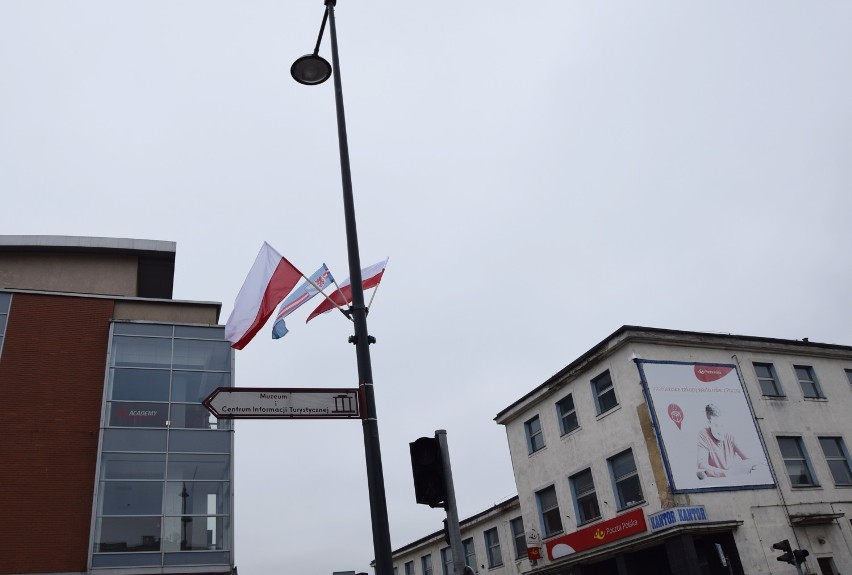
[291,2,393,573]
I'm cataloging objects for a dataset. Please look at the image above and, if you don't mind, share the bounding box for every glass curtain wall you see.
[90,322,234,569]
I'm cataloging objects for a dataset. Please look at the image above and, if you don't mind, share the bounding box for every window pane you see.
[819,437,844,458]
[610,451,637,479]
[112,336,172,369]
[573,469,594,494]
[92,553,163,567]
[785,461,814,486]
[617,475,644,508]
[163,551,230,565]
[577,493,600,523]
[168,454,230,481]
[165,481,229,515]
[101,453,166,480]
[827,460,852,484]
[0,292,11,308]
[108,402,169,428]
[110,369,170,401]
[0,314,6,333]
[100,481,164,515]
[778,437,804,459]
[174,326,226,339]
[170,404,219,429]
[163,516,229,551]
[172,339,231,371]
[113,323,173,336]
[597,389,618,413]
[171,371,230,403]
[510,517,526,558]
[168,430,230,453]
[102,429,167,452]
[95,516,162,552]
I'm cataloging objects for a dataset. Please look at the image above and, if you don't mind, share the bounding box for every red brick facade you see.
[0,293,114,573]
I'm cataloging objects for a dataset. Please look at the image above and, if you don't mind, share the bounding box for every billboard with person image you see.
[637,360,775,493]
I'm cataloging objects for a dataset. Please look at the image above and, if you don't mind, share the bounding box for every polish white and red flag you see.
[305,258,388,323]
[224,242,303,349]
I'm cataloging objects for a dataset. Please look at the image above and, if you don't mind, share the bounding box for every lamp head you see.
[291,54,332,85]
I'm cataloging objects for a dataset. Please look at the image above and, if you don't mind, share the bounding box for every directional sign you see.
[202,387,361,419]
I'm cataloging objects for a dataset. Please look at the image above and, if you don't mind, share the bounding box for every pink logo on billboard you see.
[694,365,733,382]
[668,403,684,430]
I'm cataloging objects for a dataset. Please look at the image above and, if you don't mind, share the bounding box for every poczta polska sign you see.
[202,387,361,419]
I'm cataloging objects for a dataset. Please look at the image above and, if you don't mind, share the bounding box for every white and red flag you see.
[305,258,388,323]
[224,242,303,349]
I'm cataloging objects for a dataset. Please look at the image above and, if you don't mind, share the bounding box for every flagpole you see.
[326,1,393,573]
[297,269,351,319]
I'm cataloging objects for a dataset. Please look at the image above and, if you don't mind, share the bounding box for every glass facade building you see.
[90,321,234,570]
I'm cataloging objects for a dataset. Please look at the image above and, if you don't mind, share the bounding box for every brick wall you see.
[0,293,114,573]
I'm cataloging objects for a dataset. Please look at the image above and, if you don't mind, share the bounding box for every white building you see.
[391,326,852,575]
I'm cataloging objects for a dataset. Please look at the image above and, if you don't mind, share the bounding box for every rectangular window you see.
[556,394,579,435]
[778,436,817,487]
[421,554,433,575]
[753,362,784,396]
[570,468,601,524]
[536,485,563,537]
[462,538,477,570]
[608,449,644,509]
[819,437,852,485]
[484,527,503,568]
[405,560,415,575]
[510,516,526,559]
[845,369,852,387]
[795,365,824,399]
[525,415,545,454]
[591,370,618,415]
[440,547,452,575]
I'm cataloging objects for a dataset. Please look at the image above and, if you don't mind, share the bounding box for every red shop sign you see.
[545,508,647,560]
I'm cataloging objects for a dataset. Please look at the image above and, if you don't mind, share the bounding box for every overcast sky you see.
[2,1,851,573]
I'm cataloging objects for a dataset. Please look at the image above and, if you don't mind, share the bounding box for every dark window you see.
[525,415,545,454]
[571,468,601,524]
[556,394,579,435]
[440,547,452,575]
[462,538,477,569]
[795,365,824,399]
[753,362,784,396]
[778,436,817,487]
[536,485,563,537]
[591,371,618,415]
[608,450,644,509]
[405,560,415,575]
[510,517,526,559]
[421,554,433,575]
[484,527,503,568]
[819,437,852,485]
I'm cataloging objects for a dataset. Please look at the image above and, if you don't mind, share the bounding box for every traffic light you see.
[772,539,794,565]
[410,436,447,508]
[793,549,810,565]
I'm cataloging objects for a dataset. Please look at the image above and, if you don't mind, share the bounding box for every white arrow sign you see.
[203,387,361,419]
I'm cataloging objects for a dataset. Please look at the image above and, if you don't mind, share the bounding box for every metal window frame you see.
[483,527,503,568]
[607,449,644,510]
[536,485,562,537]
[777,435,819,487]
[509,516,526,559]
[569,468,601,525]
[818,436,852,486]
[794,365,825,399]
[753,362,784,397]
[591,370,618,415]
[524,415,545,454]
[420,553,433,575]
[555,393,579,436]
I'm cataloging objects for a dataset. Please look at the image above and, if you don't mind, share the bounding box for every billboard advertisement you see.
[637,360,774,493]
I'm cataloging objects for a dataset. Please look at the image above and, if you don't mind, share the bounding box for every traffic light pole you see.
[436,430,468,575]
